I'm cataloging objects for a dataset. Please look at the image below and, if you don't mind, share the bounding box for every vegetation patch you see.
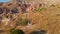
[17,17,28,26]
[10,29,24,34]
[33,7,47,12]
[50,4,55,7]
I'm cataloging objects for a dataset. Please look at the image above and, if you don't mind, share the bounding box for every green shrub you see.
[10,29,24,34]
[33,7,46,12]
[18,18,28,26]
[50,4,55,7]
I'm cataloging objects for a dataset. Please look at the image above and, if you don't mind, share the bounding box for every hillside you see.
[0,0,60,34]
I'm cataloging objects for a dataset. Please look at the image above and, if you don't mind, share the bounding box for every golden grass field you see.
[21,5,60,34]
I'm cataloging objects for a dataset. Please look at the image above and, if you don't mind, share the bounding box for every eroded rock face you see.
[0,16,2,23]
[0,2,4,6]
[0,0,45,15]
[0,8,3,14]
[3,7,10,14]
[11,8,19,14]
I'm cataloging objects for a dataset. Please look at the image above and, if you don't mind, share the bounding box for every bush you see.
[18,18,28,26]
[50,4,55,7]
[33,7,46,12]
[10,29,24,34]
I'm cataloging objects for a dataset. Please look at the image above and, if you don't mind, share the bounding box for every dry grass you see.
[19,5,60,34]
